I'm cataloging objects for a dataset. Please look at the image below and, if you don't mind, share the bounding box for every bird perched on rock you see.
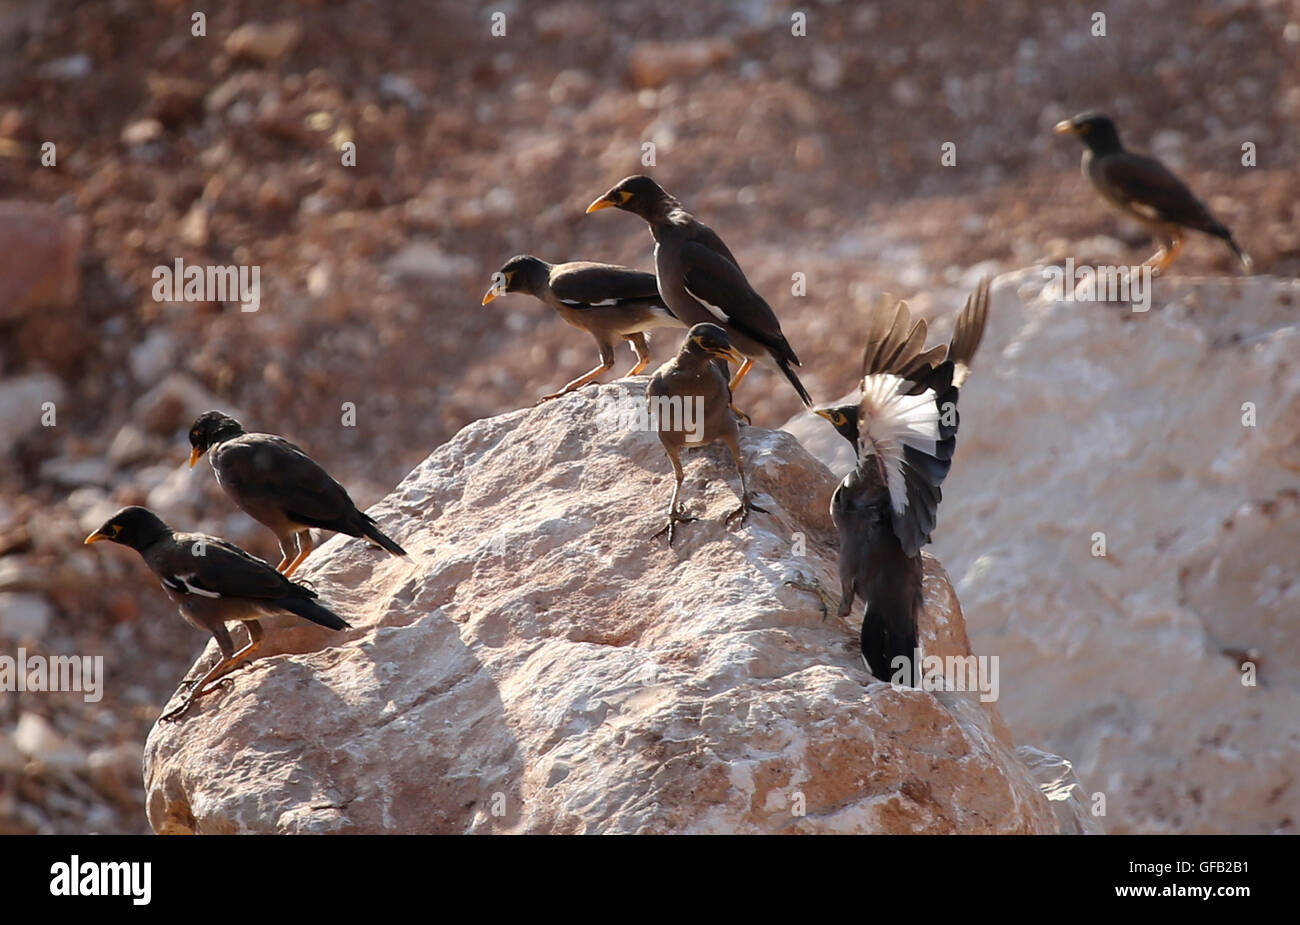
[1054,112,1251,276]
[814,280,989,685]
[85,506,350,722]
[646,323,767,545]
[187,411,406,577]
[482,255,685,401]
[586,175,812,410]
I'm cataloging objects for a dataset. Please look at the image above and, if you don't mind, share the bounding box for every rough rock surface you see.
[143,379,1088,834]
[789,269,1300,834]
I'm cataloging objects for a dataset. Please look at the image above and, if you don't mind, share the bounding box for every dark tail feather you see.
[1225,234,1253,272]
[361,515,407,557]
[277,595,350,631]
[1209,223,1252,272]
[860,569,921,686]
[777,357,813,407]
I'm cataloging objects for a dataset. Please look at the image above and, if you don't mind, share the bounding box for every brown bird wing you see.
[948,278,990,388]
[150,534,308,601]
[550,263,662,305]
[217,435,358,529]
[1095,151,1223,233]
[678,240,799,363]
[860,296,944,381]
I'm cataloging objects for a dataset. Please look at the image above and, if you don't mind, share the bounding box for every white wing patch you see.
[857,373,940,516]
[683,283,731,324]
[173,574,221,598]
[561,298,623,308]
[1129,201,1163,221]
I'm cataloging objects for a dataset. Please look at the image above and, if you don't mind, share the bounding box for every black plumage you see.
[815,281,989,685]
[1055,112,1251,275]
[482,255,685,400]
[586,175,812,409]
[85,506,349,721]
[188,411,407,577]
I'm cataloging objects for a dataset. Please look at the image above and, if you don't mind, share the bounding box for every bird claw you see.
[652,512,697,546]
[159,699,196,723]
[725,497,768,526]
[160,675,236,723]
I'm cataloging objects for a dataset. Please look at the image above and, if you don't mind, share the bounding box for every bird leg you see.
[621,333,652,377]
[282,530,314,578]
[727,357,754,393]
[651,446,695,546]
[722,436,768,526]
[538,344,616,402]
[1148,233,1184,277]
[835,575,856,620]
[274,535,297,573]
[161,622,265,722]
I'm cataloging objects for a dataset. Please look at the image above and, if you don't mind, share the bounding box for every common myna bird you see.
[586,175,813,409]
[1054,112,1251,276]
[646,323,768,545]
[85,506,350,721]
[187,411,407,577]
[482,255,685,401]
[814,281,989,686]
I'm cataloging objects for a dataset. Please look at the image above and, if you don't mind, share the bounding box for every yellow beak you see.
[585,196,616,214]
[84,530,109,544]
[718,346,745,365]
[188,447,203,469]
[813,409,834,423]
[481,286,499,305]
[1053,120,1076,135]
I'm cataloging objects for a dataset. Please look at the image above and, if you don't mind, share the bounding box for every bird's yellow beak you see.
[586,189,630,213]
[83,530,108,544]
[1053,120,1077,135]
[481,286,499,305]
[719,345,744,365]
[813,409,834,423]
[188,447,203,469]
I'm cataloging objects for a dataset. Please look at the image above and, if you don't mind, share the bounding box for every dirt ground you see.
[1,0,1296,833]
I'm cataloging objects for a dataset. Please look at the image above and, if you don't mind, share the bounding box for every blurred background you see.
[0,0,1296,833]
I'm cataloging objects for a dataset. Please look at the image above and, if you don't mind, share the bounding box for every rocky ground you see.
[1,0,1297,833]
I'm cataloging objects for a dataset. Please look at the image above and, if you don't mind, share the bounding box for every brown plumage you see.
[482,255,685,400]
[1055,112,1251,276]
[587,175,813,409]
[646,323,767,545]
[188,411,407,577]
[85,506,349,722]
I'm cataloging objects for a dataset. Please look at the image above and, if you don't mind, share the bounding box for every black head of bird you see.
[1054,112,1122,153]
[682,322,744,364]
[814,404,860,448]
[84,506,172,550]
[481,254,549,304]
[585,175,674,221]
[188,411,245,468]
